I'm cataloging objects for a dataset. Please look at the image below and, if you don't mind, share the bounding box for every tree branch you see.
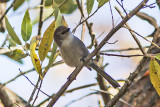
[100,46,149,53]
[0,83,27,107]
[115,6,146,55]
[0,0,16,23]
[38,0,45,35]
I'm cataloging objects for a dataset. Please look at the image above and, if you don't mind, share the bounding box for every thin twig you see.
[37,83,98,106]
[115,0,128,15]
[143,2,156,8]
[124,26,160,49]
[0,0,16,23]
[19,69,50,97]
[47,0,149,106]
[38,0,45,35]
[115,6,146,55]
[109,0,114,28]
[100,46,149,53]
[1,34,9,47]
[0,68,35,91]
[26,77,41,107]
[100,53,146,57]
[80,0,85,42]
[32,80,43,106]
[66,83,98,93]
[91,89,133,107]
[0,60,63,91]
[75,0,98,48]
[73,7,99,32]
[65,92,98,107]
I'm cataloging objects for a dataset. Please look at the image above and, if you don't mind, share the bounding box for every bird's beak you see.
[66,28,70,32]
[62,28,70,34]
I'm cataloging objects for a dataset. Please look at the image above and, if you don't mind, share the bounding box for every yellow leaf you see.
[12,49,27,60]
[149,59,160,96]
[5,49,27,64]
[38,20,55,62]
[30,36,42,79]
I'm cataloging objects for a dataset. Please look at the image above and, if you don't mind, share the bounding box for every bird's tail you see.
[90,62,120,88]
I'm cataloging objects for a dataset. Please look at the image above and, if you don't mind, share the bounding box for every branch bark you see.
[0,83,27,107]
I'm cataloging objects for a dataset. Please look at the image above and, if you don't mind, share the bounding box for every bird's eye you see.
[61,28,70,34]
[61,32,65,34]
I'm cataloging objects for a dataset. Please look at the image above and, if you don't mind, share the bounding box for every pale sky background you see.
[0,0,159,107]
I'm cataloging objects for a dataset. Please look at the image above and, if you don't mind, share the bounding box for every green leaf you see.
[45,0,52,6]
[21,9,32,41]
[52,0,59,20]
[5,16,22,45]
[9,38,16,47]
[32,6,54,25]
[38,20,55,62]
[154,54,160,61]
[5,49,27,62]
[54,0,77,14]
[55,10,63,28]
[87,0,94,14]
[13,0,25,11]
[97,0,109,7]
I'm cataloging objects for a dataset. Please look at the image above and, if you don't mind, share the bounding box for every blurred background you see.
[0,0,159,106]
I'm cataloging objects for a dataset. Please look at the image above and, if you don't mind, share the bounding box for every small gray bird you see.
[54,26,120,88]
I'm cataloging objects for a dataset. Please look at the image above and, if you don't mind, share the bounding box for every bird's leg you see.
[80,58,92,71]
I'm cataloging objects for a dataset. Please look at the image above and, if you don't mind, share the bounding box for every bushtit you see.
[54,26,120,88]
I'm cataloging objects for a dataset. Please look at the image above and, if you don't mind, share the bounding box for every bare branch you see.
[100,53,145,57]
[124,26,160,49]
[37,83,98,106]
[26,77,41,107]
[0,60,63,91]
[115,0,128,15]
[38,0,45,35]
[65,92,98,107]
[31,80,43,106]
[109,1,114,28]
[115,6,146,55]
[0,83,27,107]
[66,83,98,93]
[100,46,149,53]
[0,0,16,23]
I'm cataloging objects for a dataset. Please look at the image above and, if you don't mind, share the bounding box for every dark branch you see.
[38,0,45,35]
[0,0,16,23]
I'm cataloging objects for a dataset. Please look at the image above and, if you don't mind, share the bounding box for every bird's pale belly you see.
[60,47,83,67]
